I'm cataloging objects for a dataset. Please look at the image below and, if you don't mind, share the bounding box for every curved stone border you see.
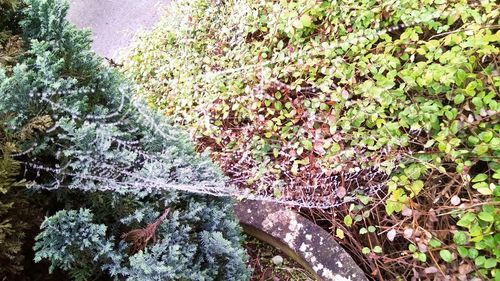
[235,200,368,281]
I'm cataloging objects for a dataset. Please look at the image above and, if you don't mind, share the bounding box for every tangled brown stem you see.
[121,208,170,255]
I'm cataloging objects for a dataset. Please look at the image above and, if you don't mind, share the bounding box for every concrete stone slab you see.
[236,200,368,281]
[67,0,169,60]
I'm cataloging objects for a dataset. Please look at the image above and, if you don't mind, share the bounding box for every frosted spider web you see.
[16,1,494,208]
[15,81,391,208]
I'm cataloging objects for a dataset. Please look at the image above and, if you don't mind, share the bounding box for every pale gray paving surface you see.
[67,0,169,60]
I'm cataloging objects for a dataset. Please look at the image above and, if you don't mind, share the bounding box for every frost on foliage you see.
[0,0,234,198]
[34,196,250,281]
[34,209,112,273]
[2,0,250,280]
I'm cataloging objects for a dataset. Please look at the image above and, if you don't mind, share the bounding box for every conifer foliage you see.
[0,0,250,280]
[0,144,28,277]
[35,195,249,281]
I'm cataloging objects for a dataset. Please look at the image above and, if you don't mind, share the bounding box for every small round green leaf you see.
[472,173,488,182]
[439,249,452,263]
[478,211,494,222]
[453,231,468,245]
[343,215,353,227]
[454,94,465,104]
[372,246,382,254]
[457,246,468,257]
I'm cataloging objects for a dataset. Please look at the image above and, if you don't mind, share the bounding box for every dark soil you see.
[244,236,316,281]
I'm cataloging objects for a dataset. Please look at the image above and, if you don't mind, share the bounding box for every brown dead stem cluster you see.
[301,170,482,281]
[121,208,170,255]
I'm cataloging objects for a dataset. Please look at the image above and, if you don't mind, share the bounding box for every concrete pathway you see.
[67,0,169,60]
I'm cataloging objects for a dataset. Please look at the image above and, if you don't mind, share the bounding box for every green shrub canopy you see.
[126,0,498,204]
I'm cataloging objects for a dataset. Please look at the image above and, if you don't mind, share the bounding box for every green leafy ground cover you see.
[124,0,499,279]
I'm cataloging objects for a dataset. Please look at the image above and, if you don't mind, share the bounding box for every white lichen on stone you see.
[304,251,313,259]
[322,268,335,279]
[247,208,252,213]
[321,268,353,281]
[301,243,313,259]
[336,261,343,268]
[284,232,295,247]
[288,215,304,232]
[299,242,309,252]
[314,264,355,281]
[306,234,312,240]
[332,274,353,281]
[273,211,303,248]
[262,213,279,231]
[313,263,324,272]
